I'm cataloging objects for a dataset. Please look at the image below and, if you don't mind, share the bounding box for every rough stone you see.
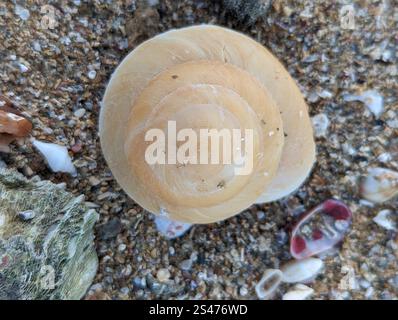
[0,168,98,300]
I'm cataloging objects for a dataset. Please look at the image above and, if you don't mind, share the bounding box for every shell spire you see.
[100,25,315,224]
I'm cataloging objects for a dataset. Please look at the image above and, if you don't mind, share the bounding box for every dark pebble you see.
[97,218,123,240]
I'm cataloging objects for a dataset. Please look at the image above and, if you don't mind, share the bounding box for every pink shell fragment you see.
[290,199,352,259]
[154,215,192,239]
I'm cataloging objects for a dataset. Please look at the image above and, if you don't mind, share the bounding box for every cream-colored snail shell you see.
[100,25,315,224]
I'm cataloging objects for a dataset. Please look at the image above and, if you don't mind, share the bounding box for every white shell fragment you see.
[360,167,398,203]
[338,265,359,291]
[373,209,396,231]
[32,139,77,176]
[282,284,314,300]
[74,108,86,118]
[255,269,283,300]
[156,268,171,282]
[17,210,36,221]
[87,70,97,80]
[281,258,324,283]
[311,113,329,137]
[344,90,384,118]
[154,215,192,239]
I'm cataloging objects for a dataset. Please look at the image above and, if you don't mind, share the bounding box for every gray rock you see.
[97,218,122,240]
[179,259,193,271]
[0,168,98,300]
[132,276,147,289]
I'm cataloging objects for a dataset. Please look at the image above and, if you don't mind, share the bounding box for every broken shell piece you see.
[281,258,324,283]
[360,168,398,203]
[32,139,77,176]
[343,90,384,118]
[290,199,353,259]
[373,209,396,231]
[0,110,32,137]
[154,215,192,239]
[156,268,171,282]
[0,104,32,152]
[311,113,329,138]
[17,210,36,221]
[282,284,314,300]
[255,269,283,300]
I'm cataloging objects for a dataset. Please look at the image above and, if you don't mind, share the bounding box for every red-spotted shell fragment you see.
[290,199,352,259]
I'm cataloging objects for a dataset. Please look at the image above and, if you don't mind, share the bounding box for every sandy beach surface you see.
[0,0,397,300]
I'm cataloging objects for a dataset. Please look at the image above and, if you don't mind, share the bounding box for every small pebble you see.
[381,50,393,63]
[156,268,171,282]
[311,113,329,137]
[387,118,398,129]
[74,108,86,118]
[179,259,193,271]
[365,287,374,299]
[15,5,30,20]
[132,277,146,289]
[23,166,34,176]
[89,176,101,186]
[239,286,248,297]
[283,6,293,17]
[359,279,371,289]
[88,70,97,80]
[344,90,384,118]
[98,218,122,240]
[71,142,83,153]
[318,89,333,99]
[377,152,392,163]
[18,63,29,73]
[120,287,129,295]
[373,210,396,231]
[147,0,159,6]
[256,210,265,220]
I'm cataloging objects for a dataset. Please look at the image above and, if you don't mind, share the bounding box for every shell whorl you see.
[100,25,315,224]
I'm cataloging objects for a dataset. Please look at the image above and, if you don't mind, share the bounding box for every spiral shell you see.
[100,25,315,223]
